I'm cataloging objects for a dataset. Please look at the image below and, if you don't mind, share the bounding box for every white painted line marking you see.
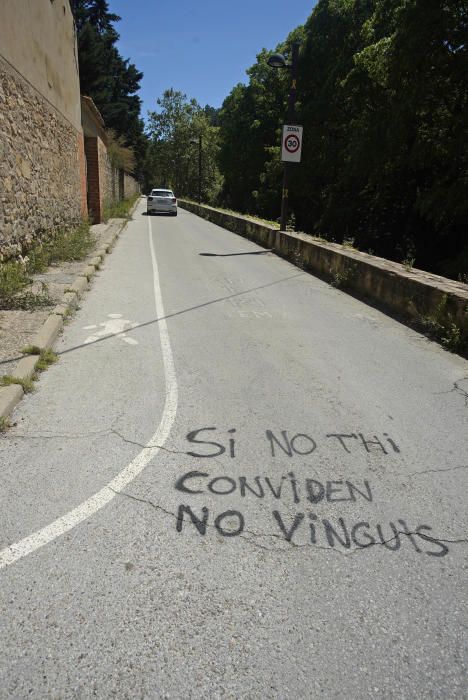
[0,216,178,570]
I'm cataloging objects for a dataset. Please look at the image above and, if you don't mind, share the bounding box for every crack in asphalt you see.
[2,427,230,470]
[111,488,290,553]
[110,429,188,456]
[453,378,468,407]
[406,465,468,478]
[113,489,468,556]
[4,427,468,493]
[436,377,468,408]
[3,428,112,440]
[108,429,234,472]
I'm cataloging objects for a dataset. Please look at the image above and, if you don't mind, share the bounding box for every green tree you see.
[218,28,304,219]
[346,0,468,274]
[146,89,222,203]
[70,0,148,179]
[216,0,467,278]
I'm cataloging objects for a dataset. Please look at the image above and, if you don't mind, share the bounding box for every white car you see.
[147,189,177,216]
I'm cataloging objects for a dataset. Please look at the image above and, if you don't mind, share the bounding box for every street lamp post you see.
[267,41,300,232]
[191,135,202,204]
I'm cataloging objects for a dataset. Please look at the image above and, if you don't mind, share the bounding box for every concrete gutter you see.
[179,199,468,350]
[0,203,139,424]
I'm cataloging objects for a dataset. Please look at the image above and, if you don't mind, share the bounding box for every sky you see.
[110,0,316,121]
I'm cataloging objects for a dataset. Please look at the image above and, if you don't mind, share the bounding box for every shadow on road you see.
[0,272,305,366]
[141,212,176,217]
[199,250,273,257]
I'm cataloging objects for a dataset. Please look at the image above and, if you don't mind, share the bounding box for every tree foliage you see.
[70,0,147,178]
[216,0,468,278]
[145,89,222,202]
[106,130,136,173]
[218,27,305,218]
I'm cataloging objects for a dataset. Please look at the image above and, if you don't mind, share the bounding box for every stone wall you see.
[123,172,140,199]
[98,138,113,213]
[80,97,139,220]
[0,58,83,260]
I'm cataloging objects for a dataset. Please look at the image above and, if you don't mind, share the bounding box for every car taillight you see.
[172,198,176,203]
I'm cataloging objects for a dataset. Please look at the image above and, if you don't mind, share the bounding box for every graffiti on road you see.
[172,426,450,557]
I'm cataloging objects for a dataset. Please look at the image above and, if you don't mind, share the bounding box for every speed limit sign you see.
[281,125,303,163]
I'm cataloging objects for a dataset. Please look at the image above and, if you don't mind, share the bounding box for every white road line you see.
[0,216,178,570]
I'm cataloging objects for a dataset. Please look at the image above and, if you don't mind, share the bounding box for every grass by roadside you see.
[0,221,94,310]
[181,199,281,229]
[0,349,59,407]
[103,193,140,222]
[21,347,59,371]
[0,375,35,393]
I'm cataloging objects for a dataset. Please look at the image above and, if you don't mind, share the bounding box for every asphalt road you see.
[0,199,467,699]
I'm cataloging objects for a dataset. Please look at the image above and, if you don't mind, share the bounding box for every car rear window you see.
[152,190,173,197]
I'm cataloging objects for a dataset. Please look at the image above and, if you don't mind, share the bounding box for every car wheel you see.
[173,211,178,216]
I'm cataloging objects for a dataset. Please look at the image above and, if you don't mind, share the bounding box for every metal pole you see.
[280,41,300,232]
[198,134,202,204]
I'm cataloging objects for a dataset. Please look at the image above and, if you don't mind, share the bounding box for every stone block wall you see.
[84,136,100,223]
[0,57,83,260]
[78,133,87,219]
[98,138,114,212]
[123,172,140,199]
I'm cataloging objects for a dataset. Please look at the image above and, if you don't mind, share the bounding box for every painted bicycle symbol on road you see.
[83,313,139,346]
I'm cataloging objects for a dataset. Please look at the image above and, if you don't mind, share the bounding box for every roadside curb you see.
[0,385,23,422]
[0,198,141,424]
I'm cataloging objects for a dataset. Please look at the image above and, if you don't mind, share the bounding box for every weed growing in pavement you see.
[0,282,52,311]
[331,270,351,288]
[0,416,10,433]
[0,375,35,393]
[21,345,42,355]
[12,287,52,311]
[35,349,59,372]
[441,323,462,351]
[45,221,94,263]
[286,213,296,232]
[342,237,356,250]
[418,294,466,352]
[183,199,281,229]
[330,262,357,289]
[18,346,59,374]
[402,257,416,272]
[0,260,30,300]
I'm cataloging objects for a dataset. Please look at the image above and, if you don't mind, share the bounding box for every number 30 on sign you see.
[281,125,303,163]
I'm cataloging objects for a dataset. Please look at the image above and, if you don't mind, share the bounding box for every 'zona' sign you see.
[281,125,303,163]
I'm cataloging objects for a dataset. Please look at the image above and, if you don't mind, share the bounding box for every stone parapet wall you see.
[179,199,468,343]
[0,58,83,260]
